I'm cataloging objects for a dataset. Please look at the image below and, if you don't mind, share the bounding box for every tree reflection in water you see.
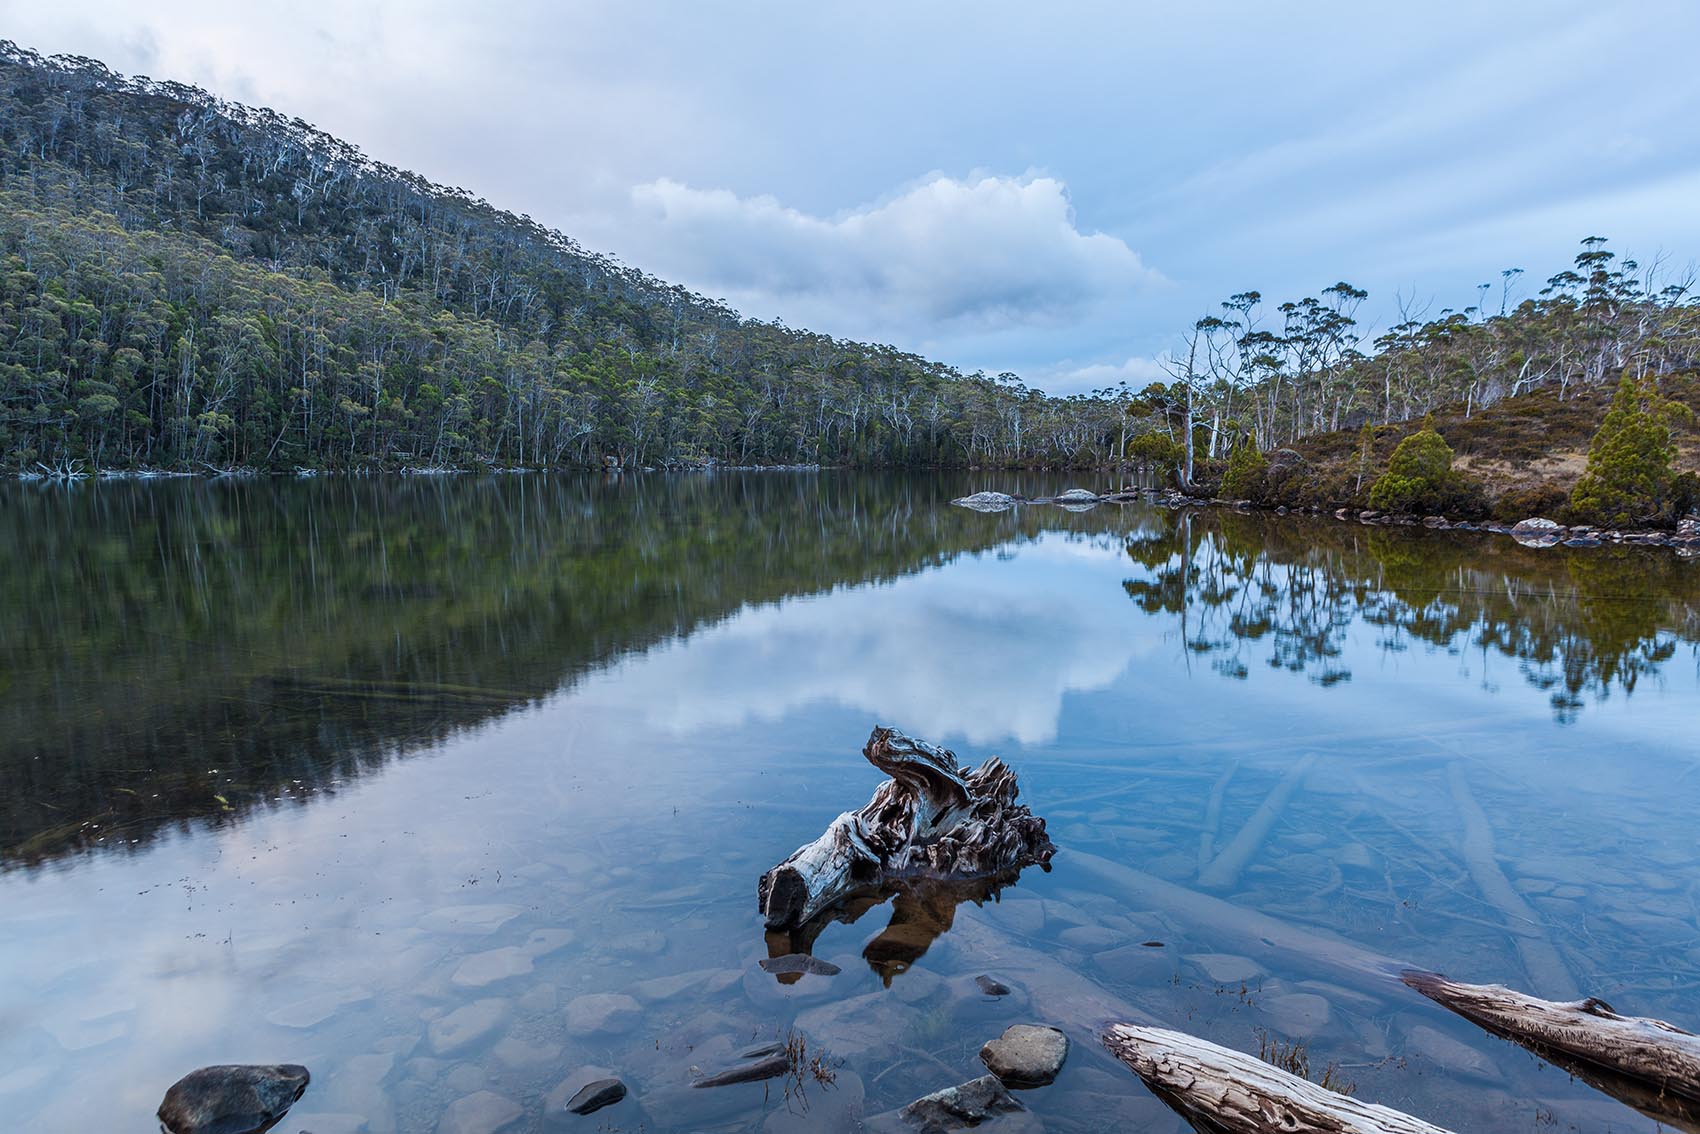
[1123,509,1698,722]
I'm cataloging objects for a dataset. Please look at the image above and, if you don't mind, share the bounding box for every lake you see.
[2,472,1697,1133]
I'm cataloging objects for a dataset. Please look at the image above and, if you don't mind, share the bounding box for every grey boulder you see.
[979,1023,1068,1087]
[157,1064,310,1134]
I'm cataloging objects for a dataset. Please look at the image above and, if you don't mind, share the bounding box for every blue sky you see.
[6,1,1700,392]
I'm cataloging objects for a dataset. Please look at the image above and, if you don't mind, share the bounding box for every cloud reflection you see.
[569,535,1152,746]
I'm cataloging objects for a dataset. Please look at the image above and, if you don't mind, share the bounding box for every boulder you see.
[871,1074,1039,1133]
[1054,488,1100,503]
[157,1064,310,1134]
[564,1078,626,1114]
[951,492,1017,512]
[1510,516,1564,548]
[979,1024,1068,1087]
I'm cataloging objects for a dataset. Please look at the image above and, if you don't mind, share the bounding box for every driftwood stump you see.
[1404,969,1700,1132]
[1103,1024,1455,1134]
[757,726,1054,929]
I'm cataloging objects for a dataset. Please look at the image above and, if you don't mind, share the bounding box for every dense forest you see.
[4,42,1698,486]
[0,42,1128,473]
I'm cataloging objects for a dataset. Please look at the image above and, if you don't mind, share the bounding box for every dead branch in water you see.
[1103,1024,1455,1134]
[1404,970,1700,1133]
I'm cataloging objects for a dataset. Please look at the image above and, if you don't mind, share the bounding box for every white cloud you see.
[1036,353,1172,396]
[620,173,1163,337]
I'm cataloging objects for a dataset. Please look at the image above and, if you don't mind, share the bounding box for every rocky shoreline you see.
[952,489,1700,557]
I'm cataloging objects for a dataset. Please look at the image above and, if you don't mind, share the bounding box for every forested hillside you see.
[0,43,1126,473]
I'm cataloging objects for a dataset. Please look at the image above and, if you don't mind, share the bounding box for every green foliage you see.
[1125,431,1184,483]
[1567,372,1694,527]
[1367,426,1485,515]
[1221,437,1269,500]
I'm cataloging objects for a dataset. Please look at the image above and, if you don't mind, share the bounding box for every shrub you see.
[1567,372,1694,527]
[1367,426,1485,515]
[1125,432,1183,485]
[1492,483,1570,523]
[1221,437,1269,500]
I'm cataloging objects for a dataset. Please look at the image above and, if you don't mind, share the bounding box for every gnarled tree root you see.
[757,726,1054,929]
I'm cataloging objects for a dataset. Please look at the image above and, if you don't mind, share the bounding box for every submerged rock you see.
[951,491,1017,512]
[157,1064,310,1134]
[564,1078,626,1114]
[428,998,510,1055]
[437,1090,522,1134]
[873,1074,1038,1133]
[564,992,641,1036]
[974,974,1012,997]
[979,1024,1068,1087]
[759,953,841,977]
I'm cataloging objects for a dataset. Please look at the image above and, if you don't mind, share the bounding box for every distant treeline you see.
[0,42,1127,473]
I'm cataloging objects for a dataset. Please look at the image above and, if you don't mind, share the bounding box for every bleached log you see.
[1446,764,1579,999]
[1404,970,1700,1132]
[1198,752,1316,889]
[1103,1024,1456,1134]
[757,726,1054,929]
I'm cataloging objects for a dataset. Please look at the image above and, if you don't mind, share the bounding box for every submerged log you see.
[1103,1024,1455,1134]
[758,727,1054,929]
[1403,970,1700,1133]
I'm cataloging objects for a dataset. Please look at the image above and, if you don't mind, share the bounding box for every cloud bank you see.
[623,173,1162,339]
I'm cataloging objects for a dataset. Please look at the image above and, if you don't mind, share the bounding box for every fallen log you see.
[757,726,1054,929]
[1445,764,1579,999]
[1198,752,1316,889]
[1103,1024,1456,1134]
[1403,969,1700,1133]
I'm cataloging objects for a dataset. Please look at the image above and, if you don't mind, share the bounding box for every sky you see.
[5,1,1700,393]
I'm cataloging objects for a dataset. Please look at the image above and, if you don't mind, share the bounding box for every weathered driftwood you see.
[757,726,1054,929]
[1404,970,1700,1133]
[1103,1024,1455,1134]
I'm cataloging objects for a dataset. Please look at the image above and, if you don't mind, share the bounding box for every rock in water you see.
[950,491,1016,512]
[881,1074,1036,1133]
[437,1090,523,1134]
[564,1078,626,1114]
[1510,516,1564,547]
[979,1024,1068,1087]
[158,1064,310,1134]
[974,974,1011,997]
[564,992,640,1036]
[1054,488,1100,503]
[758,954,841,976]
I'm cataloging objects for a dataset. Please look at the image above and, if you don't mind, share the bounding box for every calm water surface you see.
[2,473,1698,1132]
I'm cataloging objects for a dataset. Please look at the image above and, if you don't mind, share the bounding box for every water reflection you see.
[765,873,1025,988]
[1125,509,1700,721]
[3,475,1700,1133]
[0,474,1032,869]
